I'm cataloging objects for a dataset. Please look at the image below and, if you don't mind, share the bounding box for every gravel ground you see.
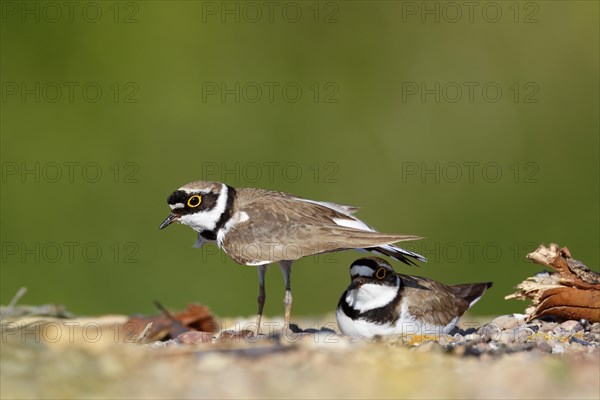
[1,313,599,399]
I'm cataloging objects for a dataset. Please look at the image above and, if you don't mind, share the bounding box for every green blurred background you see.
[1,1,598,319]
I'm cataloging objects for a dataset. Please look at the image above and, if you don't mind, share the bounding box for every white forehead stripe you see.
[169,203,184,210]
[350,265,374,277]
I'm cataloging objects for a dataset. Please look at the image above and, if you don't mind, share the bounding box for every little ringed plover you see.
[336,257,492,338]
[160,181,427,333]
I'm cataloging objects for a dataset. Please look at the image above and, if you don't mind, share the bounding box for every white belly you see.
[336,307,457,338]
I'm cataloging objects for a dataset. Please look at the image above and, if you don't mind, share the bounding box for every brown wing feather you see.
[223,223,420,264]
[449,282,493,305]
[400,275,472,327]
[223,189,419,264]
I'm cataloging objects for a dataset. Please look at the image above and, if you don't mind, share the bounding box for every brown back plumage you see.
[400,275,493,327]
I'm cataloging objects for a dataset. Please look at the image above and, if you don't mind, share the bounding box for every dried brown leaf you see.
[532,287,600,321]
[125,303,217,342]
[509,243,600,322]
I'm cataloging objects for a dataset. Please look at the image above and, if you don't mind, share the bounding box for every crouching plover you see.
[336,257,492,338]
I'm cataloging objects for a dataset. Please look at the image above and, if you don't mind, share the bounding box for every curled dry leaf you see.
[506,243,600,322]
[125,303,217,343]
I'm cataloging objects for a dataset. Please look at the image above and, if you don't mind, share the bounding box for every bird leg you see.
[255,264,267,336]
[279,260,293,331]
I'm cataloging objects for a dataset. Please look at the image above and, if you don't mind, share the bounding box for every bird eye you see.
[187,195,202,208]
[375,267,387,279]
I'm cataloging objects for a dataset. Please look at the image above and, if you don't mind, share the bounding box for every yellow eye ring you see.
[375,267,387,279]
[187,195,202,208]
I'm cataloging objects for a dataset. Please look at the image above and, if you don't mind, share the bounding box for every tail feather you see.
[450,282,493,307]
[321,225,426,266]
[365,243,427,266]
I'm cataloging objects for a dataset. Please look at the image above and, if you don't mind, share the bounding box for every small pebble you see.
[552,325,567,335]
[176,331,213,345]
[583,332,599,345]
[491,315,521,330]
[463,343,486,357]
[540,322,558,332]
[488,341,500,351]
[445,342,457,351]
[218,329,254,342]
[516,328,534,343]
[552,344,566,354]
[560,320,583,333]
[569,336,592,346]
[478,324,502,341]
[416,341,443,353]
[464,333,481,342]
[499,330,517,344]
[537,341,553,353]
[452,333,465,344]
[149,341,169,350]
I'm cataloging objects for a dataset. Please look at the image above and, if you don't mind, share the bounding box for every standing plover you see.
[160,181,426,333]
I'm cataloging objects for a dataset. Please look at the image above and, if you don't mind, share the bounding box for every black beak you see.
[159,213,178,230]
[348,280,363,291]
